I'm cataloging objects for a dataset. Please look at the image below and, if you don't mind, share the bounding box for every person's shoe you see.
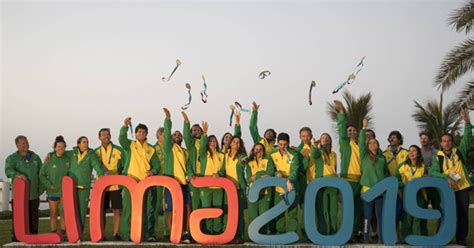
[457,240,467,246]
[113,234,122,241]
[147,236,157,242]
[180,233,191,244]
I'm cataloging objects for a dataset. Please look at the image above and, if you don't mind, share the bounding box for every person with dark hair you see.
[431,110,472,246]
[395,145,427,242]
[269,132,300,235]
[295,126,313,238]
[40,136,69,235]
[221,135,247,243]
[119,117,160,241]
[250,101,277,156]
[418,131,440,235]
[359,118,388,244]
[5,135,43,241]
[94,128,125,241]
[245,143,274,235]
[161,108,192,243]
[365,129,376,141]
[310,133,338,235]
[384,131,408,176]
[333,100,362,242]
[68,136,106,233]
[220,111,242,153]
[199,121,225,234]
[182,112,203,215]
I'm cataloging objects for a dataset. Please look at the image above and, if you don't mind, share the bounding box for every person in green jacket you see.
[220,111,242,153]
[269,132,300,235]
[359,118,388,243]
[162,108,192,243]
[430,109,472,246]
[181,112,203,213]
[5,135,43,241]
[245,143,275,235]
[221,135,247,243]
[94,128,125,241]
[199,121,225,234]
[309,133,338,235]
[40,136,70,234]
[68,136,106,233]
[249,101,277,156]
[334,100,362,242]
[395,145,428,243]
[119,118,160,241]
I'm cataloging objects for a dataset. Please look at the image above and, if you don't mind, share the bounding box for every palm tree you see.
[326,90,373,130]
[412,94,463,148]
[434,1,474,110]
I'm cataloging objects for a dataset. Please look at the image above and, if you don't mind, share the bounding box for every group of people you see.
[4,100,472,245]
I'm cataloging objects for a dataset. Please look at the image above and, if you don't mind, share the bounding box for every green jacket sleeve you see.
[337,113,349,143]
[219,157,226,177]
[5,155,20,179]
[359,128,367,157]
[458,123,472,158]
[249,111,262,144]
[288,152,300,182]
[234,124,242,138]
[395,163,403,189]
[310,146,322,161]
[199,134,208,176]
[430,155,448,179]
[117,146,125,175]
[91,153,106,176]
[119,126,131,151]
[149,151,160,175]
[266,157,276,176]
[39,163,52,189]
[245,162,252,182]
[237,161,246,190]
[183,121,194,151]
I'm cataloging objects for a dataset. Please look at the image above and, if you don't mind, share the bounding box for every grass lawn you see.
[1,209,473,247]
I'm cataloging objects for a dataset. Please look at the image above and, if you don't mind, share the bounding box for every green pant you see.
[146,187,168,238]
[420,187,441,235]
[76,189,90,232]
[200,188,224,234]
[273,189,298,234]
[316,187,338,235]
[120,188,151,241]
[189,184,201,211]
[401,192,426,241]
[349,181,362,237]
[248,192,272,234]
[223,189,245,239]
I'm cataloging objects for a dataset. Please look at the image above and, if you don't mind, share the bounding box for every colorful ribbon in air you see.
[129,123,134,138]
[332,56,366,94]
[309,80,316,105]
[234,101,250,113]
[201,75,208,103]
[259,70,271,79]
[162,59,181,82]
[181,83,192,110]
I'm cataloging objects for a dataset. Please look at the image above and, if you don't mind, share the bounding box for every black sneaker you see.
[113,234,122,241]
[180,233,191,244]
[147,236,157,242]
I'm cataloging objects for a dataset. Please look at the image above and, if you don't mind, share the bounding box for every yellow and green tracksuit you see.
[221,152,247,239]
[183,121,202,211]
[147,140,167,238]
[269,148,300,234]
[220,124,242,154]
[309,145,338,235]
[245,155,274,234]
[199,134,225,234]
[5,151,43,200]
[68,147,106,231]
[249,111,276,156]
[358,131,388,193]
[336,113,362,237]
[384,146,408,177]
[40,153,71,198]
[396,161,427,241]
[118,126,160,241]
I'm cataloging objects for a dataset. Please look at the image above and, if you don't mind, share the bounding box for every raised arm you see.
[359,118,368,156]
[458,110,472,158]
[119,117,132,150]
[181,111,195,150]
[249,102,262,144]
[234,111,242,138]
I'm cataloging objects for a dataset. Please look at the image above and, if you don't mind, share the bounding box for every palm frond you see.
[448,1,474,34]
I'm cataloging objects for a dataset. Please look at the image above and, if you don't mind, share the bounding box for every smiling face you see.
[440,134,453,152]
[230,137,241,151]
[420,134,430,147]
[368,138,379,154]
[209,136,218,150]
[299,130,312,145]
[16,137,29,154]
[320,133,331,146]
[172,131,183,145]
[78,137,89,152]
[222,133,232,147]
[99,129,111,146]
[264,129,275,141]
[278,140,289,153]
[192,125,202,139]
[135,128,147,143]
[347,126,358,140]
[408,146,418,161]
[55,142,66,157]
[389,134,400,147]
[252,143,264,159]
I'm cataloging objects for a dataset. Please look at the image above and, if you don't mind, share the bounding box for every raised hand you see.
[202,121,209,134]
[252,101,260,112]
[363,117,369,129]
[181,111,189,123]
[334,100,344,113]
[124,117,132,127]
[235,111,241,125]
[163,108,171,119]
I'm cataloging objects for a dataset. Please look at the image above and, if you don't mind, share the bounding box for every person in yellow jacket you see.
[119,117,160,241]
[199,121,225,234]
[333,100,362,242]
[309,134,338,235]
[395,145,427,242]
[269,132,300,235]
[431,110,472,246]
[383,130,408,239]
[94,128,125,241]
